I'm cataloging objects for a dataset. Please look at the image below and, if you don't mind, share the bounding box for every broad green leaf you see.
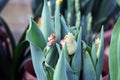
[83,51,96,80]
[53,48,68,80]
[55,4,61,42]
[15,41,29,60]
[54,43,78,80]
[109,18,120,80]
[18,1,44,44]
[71,28,82,75]
[63,43,70,63]
[26,18,46,50]
[117,0,120,6]
[60,15,70,39]
[66,61,79,80]
[30,43,47,80]
[95,27,104,80]
[117,33,120,80]
[45,45,59,68]
[91,43,97,67]
[13,41,29,75]
[40,0,54,42]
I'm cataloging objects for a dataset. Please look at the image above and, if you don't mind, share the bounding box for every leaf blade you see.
[109,18,120,80]
[26,18,46,50]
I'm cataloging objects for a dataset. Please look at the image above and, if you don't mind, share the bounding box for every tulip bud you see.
[95,38,101,58]
[60,33,77,55]
[47,34,56,47]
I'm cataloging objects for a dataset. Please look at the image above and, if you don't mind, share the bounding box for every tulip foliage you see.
[26,0,106,80]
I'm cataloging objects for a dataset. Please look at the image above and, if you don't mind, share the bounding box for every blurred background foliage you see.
[31,0,120,46]
[31,0,120,30]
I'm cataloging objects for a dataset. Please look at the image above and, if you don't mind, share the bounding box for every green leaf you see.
[13,41,29,73]
[26,18,46,50]
[54,44,79,80]
[83,51,96,80]
[53,48,68,80]
[40,0,54,42]
[117,0,120,6]
[118,34,120,80]
[99,75,103,80]
[82,40,91,54]
[60,15,70,39]
[45,45,59,68]
[55,4,61,42]
[66,61,79,80]
[67,0,74,25]
[91,43,97,67]
[15,41,29,59]
[109,18,120,80]
[63,43,71,63]
[95,27,104,80]
[18,1,44,44]
[54,44,77,80]
[71,28,82,75]
[30,43,47,80]
[43,62,54,80]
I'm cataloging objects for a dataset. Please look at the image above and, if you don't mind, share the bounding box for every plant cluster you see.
[26,0,106,80]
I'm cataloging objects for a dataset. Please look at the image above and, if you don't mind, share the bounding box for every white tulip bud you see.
[60,33,77,55]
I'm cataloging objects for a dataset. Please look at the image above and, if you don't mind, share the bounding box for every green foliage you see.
[40,0,54,42]
[117,0,120,6]
[83,51,96,80]
[109,18,120,80]
[55,3,61,42]
[71,28,82,74]
[26,1,105,80]
[29,43,47,80]
[82,27,104,80]
[26,19,46,50]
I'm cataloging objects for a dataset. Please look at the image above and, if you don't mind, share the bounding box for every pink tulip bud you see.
[47,34,56,46]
